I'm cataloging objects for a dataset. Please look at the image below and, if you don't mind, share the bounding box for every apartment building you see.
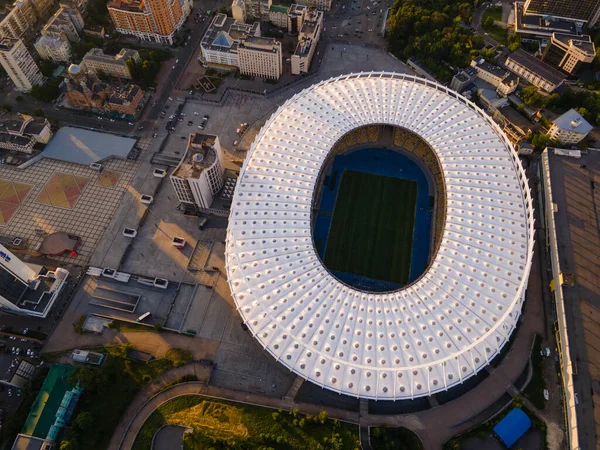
[0,112,52,153]
[291,9,322,74]
[505,49,566,92]
[238,36,281,79]
[41,6,84,42]
[295,0,330,11]
[0,0,38,39]
[199,13,260,68]
[59,0,87,14]
[542,33,595,74]
[287,3,306,33]
[34,34,71,62]
[548,109,593,145]
[171,133,224,210]
[107,0,192,44]
[31,0,55,19]
[231,0,245,23]
[0,39,43,91]
[269,4,288,28]
[81,48,140,79]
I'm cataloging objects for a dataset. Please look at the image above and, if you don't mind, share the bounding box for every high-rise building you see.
[81,48,141,79]
[238,36,282,79]
[0,244,69,317]
[0,39,43,92]
[107,0,192,44]
[523,0,600,26]
[0,0,38,39]
[542,33,596,74]
[231,0,245,23]
[170,133,225,210]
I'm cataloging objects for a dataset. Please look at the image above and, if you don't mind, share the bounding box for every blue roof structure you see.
[42,127,137,165]
[493,408,532,448]
[213,31,233,48]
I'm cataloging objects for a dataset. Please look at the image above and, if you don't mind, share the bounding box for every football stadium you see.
[225,73,535,400]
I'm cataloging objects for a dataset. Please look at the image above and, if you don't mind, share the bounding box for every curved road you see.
[152,425,186,450]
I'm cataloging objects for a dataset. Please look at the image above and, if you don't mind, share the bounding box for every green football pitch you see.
[323,170,418,285]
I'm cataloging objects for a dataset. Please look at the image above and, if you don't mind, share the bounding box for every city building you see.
[497,73,519,97]
[32,0,57,19]
[34,34,71,62]
[493,105,532,144]
[269,4,288,28]
[0,244,69,317]
[41,6,84,42]
[539,147,600,450]
[505,49,566,93]
[287,3,307,33]
[225,73,534,400]
[83,24,105,38]
[450,66,477,93]
[170,133,225,209]
[107,0,192,44]
[199,13,260,69]
[523,0,600,27]
[295,0,330,11]
[547,108,593,144]
[0,0,38,40]
[231,0,245,23]
[291,9,322,75]
[238,36,282,79]
[514,2,578,37]
[0,38,43,92]
[0,111,52,153]
[62,64,144,115]
[244,0,271,21]
[59,0,87,14]
[81,48,141,79]
[542,33,596,74]
[469,56,519,97]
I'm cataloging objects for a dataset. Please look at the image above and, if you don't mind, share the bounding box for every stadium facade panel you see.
[225,72,535,400]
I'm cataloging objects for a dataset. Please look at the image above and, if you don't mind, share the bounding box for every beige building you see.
[542,33,596,74]
[81,47,140,79]
[470,56,519,98]
[505,49,566,93]
[42,6,84,42]
[548,109,593,145]
[287,3,306,33]
[269,4,288,28]
[231,0,245,23]
[291,9,322,74]
[107,0,192,44]
[34,34,71,62]
[0,38,43,91]
[244,0,271,21]
[238,36,282,79]
[0,0,38,39]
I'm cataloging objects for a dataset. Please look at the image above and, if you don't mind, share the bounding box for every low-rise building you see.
[107,83,143,115]
[231,0,245,23]
[0,111,52,153]
[199,13,260,69]
[494,105,532,144]
[287,3,306,33]
[0,38,44,92]
[548,108,593,144]
[83,24,104,38]
[238,36,282,79]
[34,34,71,62]
[542,32,595,74]
[81,48,140,79]
[497,73,519,97]
[450,66,477,93]
[291,8,322,75]
[269,4,288,28]
[171,133,225,209]
[505,49,566,93]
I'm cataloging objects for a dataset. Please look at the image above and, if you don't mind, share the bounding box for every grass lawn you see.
[370,426,423,450]
[483,6,502,22]
[62,345,174,450]
[324,170,417,285]
[133,396,360,450]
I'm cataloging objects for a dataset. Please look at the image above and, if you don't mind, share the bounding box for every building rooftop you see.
[289,3,307,16]
[83,47,139,66]
[553,33,595,55]
[300,9,322,37]
[201,13,259,56]
[41,127,138,165]
[108,84,141,105]
[269,4,288,14]
[515,2,577,35]
[106,0,145,12]
[454,66,477,82]
[0,38,19,52]
[34,34,68,49]
[507,49,567,85]
[552,108,593,134]
[294,37,313,57]
[473,57,507,78]
[239,36,280,52]
[173,133,218,179]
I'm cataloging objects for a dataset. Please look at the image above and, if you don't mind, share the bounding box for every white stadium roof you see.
[225,73,535,400]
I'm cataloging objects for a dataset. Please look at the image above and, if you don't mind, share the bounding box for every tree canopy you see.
[386,0,483,81]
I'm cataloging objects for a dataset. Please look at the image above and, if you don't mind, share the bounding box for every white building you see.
[542,32,596,75]
[199,14,260,69]
[171,133,225,209]
[505,48,566,93]
[231,0,246,23]
[34,34,71,62]
[238,36,282,79]
[0,39,43,92]
[548,108,593,144]
[291,9,322,75]
[81,48,141,79]
[0,244,69,317]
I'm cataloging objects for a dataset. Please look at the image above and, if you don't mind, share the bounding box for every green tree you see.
[30,77,62,102]
[521,85,547,108]
[59,440,74,450]
[38,59,56,77]
[75,412,94,431]
[482,16,494,29]
[507,33,521,51]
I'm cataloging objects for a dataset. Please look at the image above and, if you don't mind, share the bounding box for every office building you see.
[171,133,224,209]
[231,0,245,23]
[0,0,38,39]
[245,0,271,21]
[81,48,140,79]
[0,39,43,92]
[505,49,566,93]
[287,3,306,33]
[238,36,282,79]
[0,111,52,153]
[34,34,71,62]
[291,9,322,75]
[523,0,600,26]
[542,33,595,74]
[41,6,84,42]
[269,4,288,28]
[107,0,192,44]
[547,109,593,145]
[0,244,69,317]
[199,13,260,69]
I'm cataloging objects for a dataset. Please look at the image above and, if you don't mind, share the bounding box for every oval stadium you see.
[225,72,535,400]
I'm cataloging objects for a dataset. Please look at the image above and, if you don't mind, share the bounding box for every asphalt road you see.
[473,1,500,47]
